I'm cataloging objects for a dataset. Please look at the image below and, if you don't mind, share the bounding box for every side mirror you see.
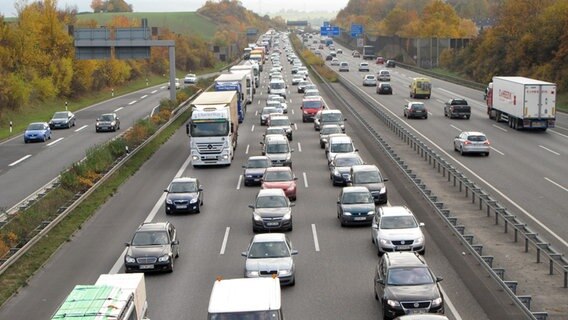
[383,178,389,182]
[344,118,347,121]
[376,279,384,285]
[290,149,295,152]
[172,240,180,245]
[96,118,101,122]
[125,242,130,246]
[248,204,255,209]
[336,200,341,204]
[293,177,298,180]
[241,251,247,257]
[436,276,443,282]
[419,222,425,227]
[291,250,299,255]
[355,149,359,152]
[164,189,169,192]
[290,202,296,207]
[242,165,247,168]
[260,141,264,145]
[198,188,204,192]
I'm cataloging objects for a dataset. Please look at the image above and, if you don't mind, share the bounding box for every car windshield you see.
[262,107,279,115]
[411,104,426,110]
[53,112,68,119]
[270,119,290,127]
[266,143,289,153]
[322,113,343,122]
[321,126,342,135]
[380,84,391,89]
[169,181,197,193]
[270,82,285,89]
[387,267,434,286]
[270,96,285,103]
[248,241,290,258]
[27,123,45,130]
[467,135,487,142]
[380,216,418,229]
[264,170,293,182]
[335,157,363,167]
[266,101,281,108]
[303,101,322,109]
[248,159,271,168]
[353,171,382,183]
[365,76,376,80]
[265,128,285,135]
[100,114,114,121]
[256,195,288,208]
[342,192,372,204]
[330,143,353,153]
[186,74,196,78]
[304,85,317,91]
[131,231,169,246]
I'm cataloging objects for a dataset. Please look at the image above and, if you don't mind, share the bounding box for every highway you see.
[0,85,171,215]
[0,34,528,319]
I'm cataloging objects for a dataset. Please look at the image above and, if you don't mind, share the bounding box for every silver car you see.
[371,206,425,256]
[363,74,377,86]
[453,131,490,156]
[319,124,343,148]
[241,233,298,286]
[249,189,294,232]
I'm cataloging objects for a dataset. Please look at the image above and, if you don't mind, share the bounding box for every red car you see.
[376,56,385,64]
[301,97,325,123]
[261,167,298,201]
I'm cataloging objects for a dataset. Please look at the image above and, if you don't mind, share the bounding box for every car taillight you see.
[484,140,490,145]
[464,141,472,145]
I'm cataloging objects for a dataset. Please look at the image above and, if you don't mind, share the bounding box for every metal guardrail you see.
[329,74,565,319]
[0,89,203,276]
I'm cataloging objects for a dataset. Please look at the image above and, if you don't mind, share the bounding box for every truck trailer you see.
[214,73,247,123]
[51,273,150,320]
[362,45,375,60]
[486,76,556,130]
[188,91,239,167]
[230,65,256,99]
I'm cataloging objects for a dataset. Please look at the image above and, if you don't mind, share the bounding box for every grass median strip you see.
[0,108,191,306]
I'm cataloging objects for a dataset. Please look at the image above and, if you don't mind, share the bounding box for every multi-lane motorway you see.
[0,33,563,319]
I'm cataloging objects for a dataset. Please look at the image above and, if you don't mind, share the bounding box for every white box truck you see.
[51,273,150,320]
[207,277,283,320]
[187,91,238,167]
[230,65,256,100]
[486,76,556,130]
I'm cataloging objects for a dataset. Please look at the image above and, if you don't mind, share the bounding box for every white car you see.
[168,78,180,90]
[362,74,377,86]
[330,58,340,66]
[291,75,304,85]
[371,206,425,256]
[268,95,288,113]
[377,69,391,81]
[358,62,370,72]
[183,73,197,84]
[339,62,349,72]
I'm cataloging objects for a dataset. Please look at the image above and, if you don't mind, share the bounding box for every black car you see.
[243,156,272,186]
[95,113,120,132]
[325,55,333,61]
[329,153,364,186]
[377,83,393,95]
[374,252,444,319]
[164,177,204,214]
[49,111,76,129]
[336,186,375,226]
[124,222,180,273]
[386,60,396,68]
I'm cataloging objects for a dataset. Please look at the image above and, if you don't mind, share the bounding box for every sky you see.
[0,0,347,17]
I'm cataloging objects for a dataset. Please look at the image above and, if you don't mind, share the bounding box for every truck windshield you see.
[208,311,281,320]
[191,121,229,137]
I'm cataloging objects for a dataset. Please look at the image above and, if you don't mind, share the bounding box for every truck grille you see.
[196,142,224,154]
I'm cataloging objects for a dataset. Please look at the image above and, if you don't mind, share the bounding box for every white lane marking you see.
[436,99,445,104]
[114,107,123,112]
[8,154,32,167]
[545,177,568,192]
[303,172,308,188]
[258,100,260,105]
[490,147,504,155]
[128,100,136,105]
[251,125,255,132]
[289,99,293,103]
[151,90,158,94]
[492,124,508,132]
[438,88,466,99]
[255,110,258,116]
[220,227,231,255]
[439,285,462,320]
[549,130,568,139]
[291,109,295,115]
[47,137,64,147]
[140,95,148,99]
[74,125,88,132]
[450,124,461,131]
[538,145,560,155]
[427,112,433,115]
[245,144,250,154]
[311,224,320,252]
[236,175,243,190]
[297,142,302,152]
[160,86,166,89]
[293,123,298,131]
[346,77,568,248]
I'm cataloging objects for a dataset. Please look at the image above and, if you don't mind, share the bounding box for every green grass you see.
[0,108,191,306]
[75,12,217,40]
[558,92,568,113]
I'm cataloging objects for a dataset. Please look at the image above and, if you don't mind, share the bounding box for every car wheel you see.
[466,115,470,120]
[485,152,490,157]
[460,146,465,155]
[320,142,324,149]
[24,139,28,144]
[168,259,174,273]
[165,209,170,215]
[424,115,428,119]
[176,247,180,258]
[419,248,425,255]
[196,204,200,214]
[290,276,296,286]
[377,247,384,257]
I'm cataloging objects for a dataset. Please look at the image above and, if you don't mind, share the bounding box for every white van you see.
[208,277,284,320]
[268,79,287,99]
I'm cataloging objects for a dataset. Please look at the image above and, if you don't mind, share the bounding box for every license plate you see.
[140,265,154,269]
[354,217,367,221]
[254,179,260,182]
[410,310,426,314]
[397,245,411,250]
[176,205,187,209]
[204,156,217,160]
[266,222,279,226]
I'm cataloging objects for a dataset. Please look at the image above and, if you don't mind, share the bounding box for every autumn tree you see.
[91,0,133,13]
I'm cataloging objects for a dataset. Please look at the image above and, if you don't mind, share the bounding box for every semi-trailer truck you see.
[362,45,375,60]
[486,76,556,130]
[214,73,247,123]
[51,273,150,320]
[230,65,256,98]
[188,91,238,167]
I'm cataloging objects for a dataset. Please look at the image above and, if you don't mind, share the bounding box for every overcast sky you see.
[0,0,346,17]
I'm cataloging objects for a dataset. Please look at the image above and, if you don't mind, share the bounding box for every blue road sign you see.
[321,26,340,37]
[350,24,363,38]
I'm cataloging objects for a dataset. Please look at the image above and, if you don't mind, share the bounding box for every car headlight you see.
[380,187,387,194]
[367,211,374,215]
[286,128,292,133]
[432,297,443,307]
[279,269,291,276]
[246,270,259,277]
[158,254,170,262]
[333,169,340,176]
[283,212,291,220]
[342,211,352,216]
[379,238,390,246]
[166,199,173,204]
[125,256,136,263]
[190,198,198,204]
[253,214,262,221]
[387,300,400,308]
[415,236,424,244]
[245,174,253,178]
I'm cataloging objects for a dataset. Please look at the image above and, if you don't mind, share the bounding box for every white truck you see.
[230,64,256,99]
[51,273,150,320]
[486,76,556,130]
[188,91,239,167]
[207,277,283,320]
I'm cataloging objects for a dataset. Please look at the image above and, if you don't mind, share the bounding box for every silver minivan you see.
[268,79,287,99]
[261,134,294,167]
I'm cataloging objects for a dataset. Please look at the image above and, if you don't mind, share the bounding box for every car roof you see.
[265,134,288,142]
[171,177,197,183]
[265,166,292,173]
[379,206,413,217]
[137,221,169,232]
[252,233,287,242]
[351,164,379,173]
[342,186,370,193]
[334,153,361,160]
[384,252,426,268]
[322,109,342,114]
[248,156,270,161]
[462,131,486,136]
[321,124,341,129]
[257,188,286,197]
[329,136,352,143]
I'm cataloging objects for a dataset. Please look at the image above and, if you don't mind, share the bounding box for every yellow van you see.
[409,77,432,99]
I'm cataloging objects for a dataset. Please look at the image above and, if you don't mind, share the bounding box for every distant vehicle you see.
[301,97,325,122]
[319,124,343,148]
[168,78,180,90]
[326,135,357,164]
[374,252,444,319]
[184,73,197,84]
[409,77,431,99]
[95,113,120,132]
[363,74,377,86]
[330,58,340,66]
[376,56,385,64]
[164,177,204,214]
[403,102,428,119]
[337,186,375,226]
[349,164,388,204]
[262,166,298,201]
[386,59,396,68]
[268,79,287,99]
[339,61,350,72]
[243,156,272,186]
[24,122,51,143]
[260,106,282,125]
[352,51,361,58]
[241,233,298,285]
[444,98,471,119]
[249,189,294,232]
[358,62,370,72]
[267,95,288,114]
[303,89,320,99]
[267,115,293,141]
[363,45,375,60]
[337,48,343,54]
[291,74,304,85]
[377,69,391,82]
[377,82,393,95]
[297,80,311,93]
[329,153,365,186]
[325,55,333,61]
[315,109,346,132]
[371,206,425,256]
[261,134,293,167]
[49,111,76,129]
[124,221,179,273]
[453,131,490,156]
